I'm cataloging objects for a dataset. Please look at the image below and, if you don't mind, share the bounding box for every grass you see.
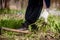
[0,9,60,40]
[0,9,25,14]
[0,19,24,29]
[0,15,60,40]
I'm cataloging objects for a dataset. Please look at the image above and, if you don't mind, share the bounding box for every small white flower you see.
[39,9,49,23]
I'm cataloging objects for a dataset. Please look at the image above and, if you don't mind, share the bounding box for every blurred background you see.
[0,0,60,10]
[0,0,60,40]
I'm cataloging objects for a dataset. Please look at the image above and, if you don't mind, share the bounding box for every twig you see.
[2,27,31,34]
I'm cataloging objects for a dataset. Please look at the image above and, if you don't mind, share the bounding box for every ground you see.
[0,9,60,40]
